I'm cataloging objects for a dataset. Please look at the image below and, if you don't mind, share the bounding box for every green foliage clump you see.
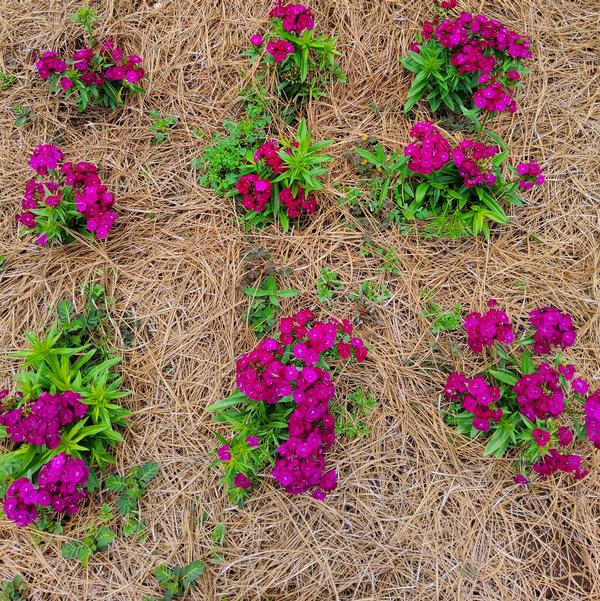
[147,561,205,601]
[105,462,159,540]
[192,112,271,197]
[316,268,343,303]
[421,301,463,334]
[0,72,17,90]
[0,576,28,601]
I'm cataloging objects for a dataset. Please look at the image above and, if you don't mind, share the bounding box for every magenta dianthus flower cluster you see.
[443,300,598,485]
[404,122,451,174]
[528,306,576,355]
[34,41,144,110]
[3,454,89,527]
[413,7,531,114]
[218,311,367,501]
[16,144,117,246]
[444,372,502,432]
[269,2,315,35]
[463,299,514,352]
[451,139,499,188]
[0,390,87,449]
[252,3,314,64]
[516,160,545,190]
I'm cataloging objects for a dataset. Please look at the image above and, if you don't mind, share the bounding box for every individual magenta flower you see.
[266,39,295,63]
[234,473,252,489]
[557,427,573,447]
[250,34,264,46]
[463,301,514,353]
[532,428,550,447]
[558,364,575,380]
[440,0,457,8]
[513,474,528,485]
[528,306,576,355]
[572,378,589,395]
[217,444,232,461]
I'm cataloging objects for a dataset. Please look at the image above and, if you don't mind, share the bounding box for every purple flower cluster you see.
[528,306,577,355]
[0,391,87,449]
[463,300,514,352]
[279,186,316,217]
[516,160,545,190]
[16,144,117,244]
[254,140,287,174]
[269,2,315,35]
[415,9,531,113]
[444,372,502,432]
[29,144,64,175]
[251,3,316,65]
[35,41,144,95]
[3,454,89,527]
[445,300,599,485]
[532,449,587,480]
[404,122,451,174]
[513,362,564,421]
[235,174,273,212]
[473,78,516,114]
[452,139,500,188]
[266,39,295,63]
[224,311,367,500]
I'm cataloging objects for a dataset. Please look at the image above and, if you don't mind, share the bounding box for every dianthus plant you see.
[403,2,532,117]
[244,2,344,104]
[0,289,130,527]
[16,144,117,246]
[34,38,144,112]
[443,299,599,484]
[233,118,332,230]
[354,121,544,238]
[208,310,368,505]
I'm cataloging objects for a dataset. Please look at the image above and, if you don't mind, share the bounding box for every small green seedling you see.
[69,7,100,42]
[61,505,116,567]
[316,268,343,303]
[13,105,33,127]
[149,111,178,144]
[421,302,463,334]
[105,462,159,541]
[350,280,392,304]
[0,72,17,90]
[150,561,205,601]
[243,274,299,335]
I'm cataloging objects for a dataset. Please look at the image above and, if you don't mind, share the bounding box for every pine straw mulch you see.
[0,0,599,599]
